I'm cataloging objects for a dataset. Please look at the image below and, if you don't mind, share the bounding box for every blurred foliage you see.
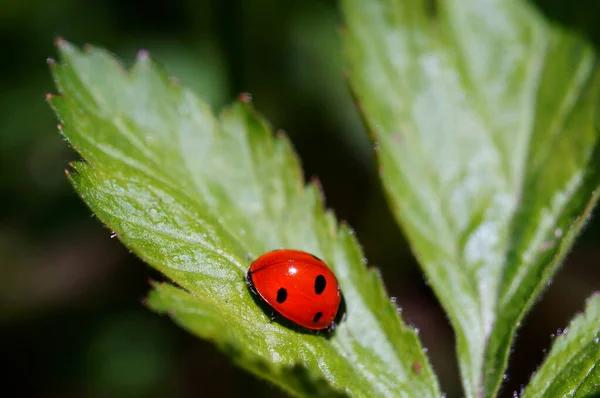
[0,0,599,397]
[344,0,600,396]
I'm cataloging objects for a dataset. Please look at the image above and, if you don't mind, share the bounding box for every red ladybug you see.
[246,249,343,332]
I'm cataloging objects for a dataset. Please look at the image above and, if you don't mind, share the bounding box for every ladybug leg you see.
[269,312,277,322]
[245,271,258,295]
[341,312,348,323]
[327,322,337,333]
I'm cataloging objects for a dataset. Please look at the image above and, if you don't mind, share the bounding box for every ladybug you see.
[246,249,343,332]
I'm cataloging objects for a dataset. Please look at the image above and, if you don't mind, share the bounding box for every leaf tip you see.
[147,278,162,289]
[84,43,101,54]
[238,92,253,103]
[137,49,151,62]
[587,290,600,304]
[54,36,67,48]
[54,38,82,62]
[368,264,382,277]
[309,175,326,203]
[338,220,356,237]
[54,37,78,58]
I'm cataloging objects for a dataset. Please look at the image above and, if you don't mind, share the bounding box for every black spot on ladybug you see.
[276,288,287,303]
[313,312,323,323]
[314,274,326,294]
[310,254,323,262]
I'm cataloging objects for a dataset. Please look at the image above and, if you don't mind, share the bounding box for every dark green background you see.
[0,0,598,397]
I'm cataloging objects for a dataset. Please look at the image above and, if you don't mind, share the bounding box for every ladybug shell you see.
[246,249,341,331]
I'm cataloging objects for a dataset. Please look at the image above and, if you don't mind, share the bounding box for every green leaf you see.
[342,0,600,397]
[522,293,600,398]
[47,40,441,397]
